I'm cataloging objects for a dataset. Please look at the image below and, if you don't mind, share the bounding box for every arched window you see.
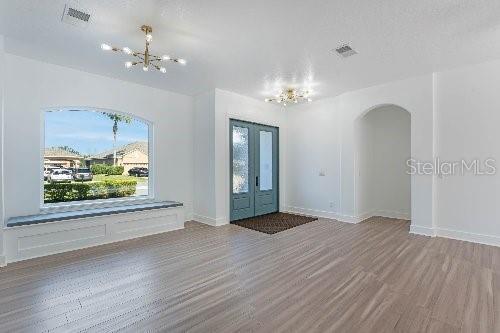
[42,108,152,206]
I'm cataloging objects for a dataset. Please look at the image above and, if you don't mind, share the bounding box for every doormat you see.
[232,212,317,234]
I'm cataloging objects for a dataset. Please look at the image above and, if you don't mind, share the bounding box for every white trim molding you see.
[4,205,185,264]
[357,210,411,221]
[285,206,411,224]
[409,224,436,237]
[409,225,500,248]
[192,214,228,227]
[284,206,364,224]
[434,227,500,248]
[372,210,411,220]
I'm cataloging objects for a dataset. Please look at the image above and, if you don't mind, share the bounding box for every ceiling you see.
[2,0,500,101]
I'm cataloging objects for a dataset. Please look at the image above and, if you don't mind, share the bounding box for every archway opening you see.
[355,104,411,221]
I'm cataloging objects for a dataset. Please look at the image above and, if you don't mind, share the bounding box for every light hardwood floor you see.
[1,216,500,332]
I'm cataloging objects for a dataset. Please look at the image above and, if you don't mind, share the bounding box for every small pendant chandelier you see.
[100,25,186,73]
[265,88,312,106]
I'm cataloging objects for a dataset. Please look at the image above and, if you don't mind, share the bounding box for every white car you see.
[47,169,73,183]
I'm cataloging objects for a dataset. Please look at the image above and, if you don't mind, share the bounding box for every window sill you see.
[7,201,183,227]
[41,196,156,214]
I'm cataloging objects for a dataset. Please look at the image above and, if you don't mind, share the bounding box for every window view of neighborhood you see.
[43,109,150,204]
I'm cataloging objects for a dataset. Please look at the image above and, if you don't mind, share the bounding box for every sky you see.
[45,110,148,156]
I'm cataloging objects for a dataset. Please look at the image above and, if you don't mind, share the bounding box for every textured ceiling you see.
[1,0,500,101]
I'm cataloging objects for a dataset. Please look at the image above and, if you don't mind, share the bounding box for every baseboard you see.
[0,255,5,267]
[284,206,363,224]
[435,227,500,248]
[409,224,435,237]
[192,214,228,227]
[372,210,410,220]
[357,211,375,223]
[409,225,500,248]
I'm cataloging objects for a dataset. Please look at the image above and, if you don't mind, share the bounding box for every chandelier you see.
[100,25,186,73]
[264,89,312,106]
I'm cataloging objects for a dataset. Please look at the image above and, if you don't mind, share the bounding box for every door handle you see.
[256,176,259,187]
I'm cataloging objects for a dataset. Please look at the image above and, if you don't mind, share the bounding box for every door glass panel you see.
[232,126,249,194]
[259,131,273,191]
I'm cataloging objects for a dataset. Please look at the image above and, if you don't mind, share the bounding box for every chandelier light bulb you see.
[162,55,171,61]
[308,98,313,102]
[122,47,132,54]
[143,66,149,72]
[146,34,153,42]
[100,43,112,51]
[177,58,187,65]
[125,61,133,68]
[160,67,167,73]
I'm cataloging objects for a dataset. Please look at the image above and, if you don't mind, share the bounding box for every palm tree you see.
[101,112,132,166]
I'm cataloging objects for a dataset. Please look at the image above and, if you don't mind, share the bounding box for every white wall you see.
[354,108,375,217]
[285,97,342,218]
[192,89,284,225]
[435,59,500,243]
[2,54,194,221]
[193,91,216,221]
[287,59,500,246]
[286,75,435,229]
[355,106,411,219]
[0,36,5,265]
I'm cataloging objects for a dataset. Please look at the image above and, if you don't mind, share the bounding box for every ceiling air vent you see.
[334,44,357,58]
[61,3,91,27]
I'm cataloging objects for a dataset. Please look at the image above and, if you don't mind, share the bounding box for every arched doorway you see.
[354,104,411,221]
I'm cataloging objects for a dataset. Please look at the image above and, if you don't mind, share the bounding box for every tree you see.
[101,112,132,166]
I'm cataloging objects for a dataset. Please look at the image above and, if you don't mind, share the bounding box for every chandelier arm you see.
[101,24,186,73]
[151,60,163,67]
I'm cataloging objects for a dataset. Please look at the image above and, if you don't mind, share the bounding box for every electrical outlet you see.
[329,201,334,208]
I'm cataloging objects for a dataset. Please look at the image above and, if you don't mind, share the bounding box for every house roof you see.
[44,147,82,159]
[89,141,148,159]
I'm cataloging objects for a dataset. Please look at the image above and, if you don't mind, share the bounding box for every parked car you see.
[73,168,93,181]
[47,169,73,183]
[43,167,56,181]
[128,167,148,177]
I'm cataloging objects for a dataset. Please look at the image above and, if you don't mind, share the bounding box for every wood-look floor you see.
[1,217,500,332]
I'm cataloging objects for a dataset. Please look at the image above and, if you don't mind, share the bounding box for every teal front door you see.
[230,120,279,221]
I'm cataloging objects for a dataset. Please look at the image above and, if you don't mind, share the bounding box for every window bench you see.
[3,201,185,264]
[7,201,183,227]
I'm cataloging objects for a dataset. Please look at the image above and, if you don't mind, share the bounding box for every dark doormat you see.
[232,212,318,234]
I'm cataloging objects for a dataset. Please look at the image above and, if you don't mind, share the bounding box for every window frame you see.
[40,107,155,213]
